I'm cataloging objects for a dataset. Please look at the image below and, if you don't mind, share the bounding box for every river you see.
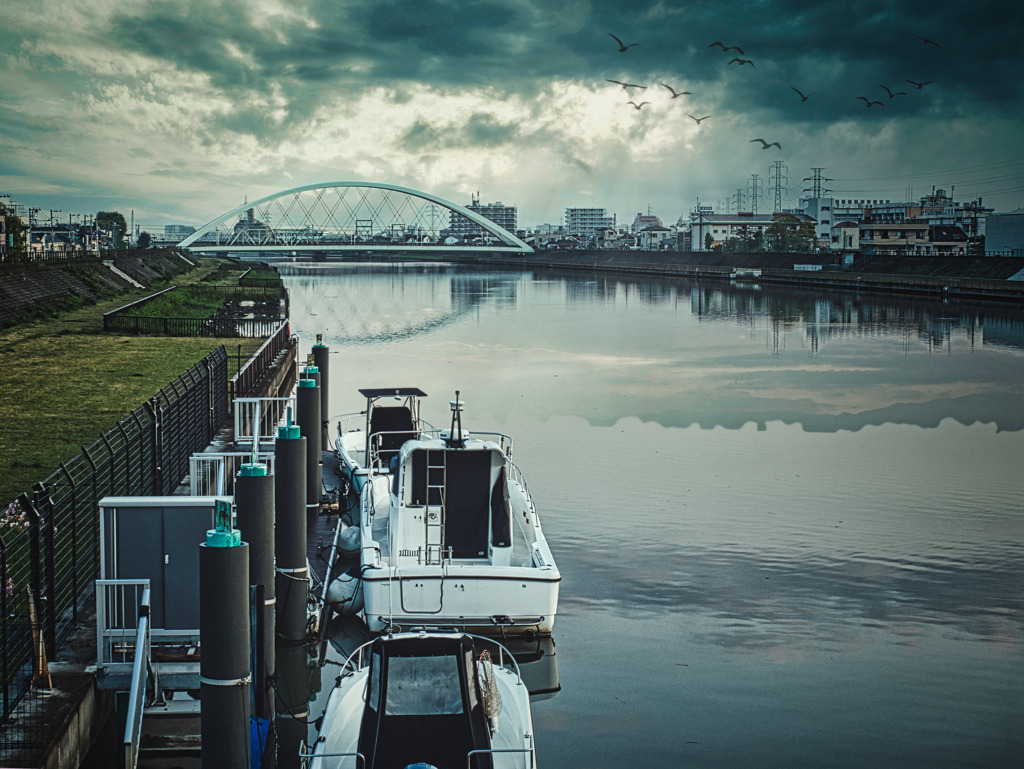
[279,261,1024,769]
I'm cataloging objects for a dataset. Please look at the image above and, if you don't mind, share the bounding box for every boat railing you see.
[335,411,366,442]
[365,420,442,471]
[334,633,524,684]
[298,745,365,768]
[467,746,535,769]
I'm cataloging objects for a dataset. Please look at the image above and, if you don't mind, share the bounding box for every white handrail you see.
[123,587,152,769]
[189,450,276,495]
[233,395,296,447]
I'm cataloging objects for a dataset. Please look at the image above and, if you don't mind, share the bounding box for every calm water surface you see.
[281,263,1024,769]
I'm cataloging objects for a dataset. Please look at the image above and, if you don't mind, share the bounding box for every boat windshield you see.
[370,653,465,716]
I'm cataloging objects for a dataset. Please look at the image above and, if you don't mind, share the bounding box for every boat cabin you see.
[393,439,513,565]
[359,387,427,470]
[358,633,494,769]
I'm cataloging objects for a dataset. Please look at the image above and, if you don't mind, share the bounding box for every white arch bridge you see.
[178,181,533,255]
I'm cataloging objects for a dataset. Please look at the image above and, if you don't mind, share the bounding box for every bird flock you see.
[603,31,942,154]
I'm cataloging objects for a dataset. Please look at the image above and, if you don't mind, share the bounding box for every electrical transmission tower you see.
[734,188,746,212]
[749,174,761,214]
[802,167,833,199]
[767,160,788,213]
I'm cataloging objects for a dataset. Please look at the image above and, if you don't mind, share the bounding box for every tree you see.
[137,231,152,249]
[704,231,714,251]
[96,211,127,233]
[97,211,127,249]
[764,214,815,253]
[2,212,27,255]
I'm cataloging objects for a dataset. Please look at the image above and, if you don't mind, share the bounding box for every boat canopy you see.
[358,387,428,399]
[358,633,493,769]
[359,388,428,469]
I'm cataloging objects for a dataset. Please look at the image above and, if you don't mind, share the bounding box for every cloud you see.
[1,0,1022,225]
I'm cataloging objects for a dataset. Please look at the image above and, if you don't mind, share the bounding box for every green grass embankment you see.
[0,257,265,505]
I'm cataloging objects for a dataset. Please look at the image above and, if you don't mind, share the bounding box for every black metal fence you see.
[0,346,228,742]
[231,321,293,400]
[102,284,287,337]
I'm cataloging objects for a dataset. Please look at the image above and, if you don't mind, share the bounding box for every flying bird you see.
[687,114,712,124]
[660,83,692,98]
[627,101,651,110]
[791,87,815,101]
[750,138,782,149]
[857,96,884,107]
[728,58,755,68]
[609,33,639,52]
[708,41,744,54]
[917,36,941,47]
[878,84,906,98]
[606,79,646,90]
[905,79,936,89]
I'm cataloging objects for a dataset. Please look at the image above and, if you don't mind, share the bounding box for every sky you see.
[2,0,1023,232]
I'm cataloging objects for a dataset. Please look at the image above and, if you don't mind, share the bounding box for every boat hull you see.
[360,567,560,636]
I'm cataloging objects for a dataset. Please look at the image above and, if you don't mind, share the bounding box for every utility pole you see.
[749,174,761,215]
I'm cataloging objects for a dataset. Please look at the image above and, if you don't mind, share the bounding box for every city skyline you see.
[1,0,1022,229]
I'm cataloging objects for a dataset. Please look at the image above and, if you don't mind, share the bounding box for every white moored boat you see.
[334,389,559,636]
[304,631,536,769]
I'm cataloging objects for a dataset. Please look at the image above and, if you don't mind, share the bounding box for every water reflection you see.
[278,263,1023,769]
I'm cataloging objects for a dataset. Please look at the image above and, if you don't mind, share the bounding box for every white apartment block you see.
[564,208,615,238]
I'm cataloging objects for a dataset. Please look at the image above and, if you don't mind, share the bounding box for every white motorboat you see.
[347,391,559,636]
[304,630,536,769]
[332,389,559,636]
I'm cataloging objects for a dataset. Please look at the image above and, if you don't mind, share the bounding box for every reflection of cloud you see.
[424,341,666,368]
[557,541,1024,653]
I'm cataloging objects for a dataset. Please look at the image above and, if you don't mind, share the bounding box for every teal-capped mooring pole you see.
[200,500,250,769]
[312,334,330,452]
[296,364,321,513]
[235,456,275,719]
[275,410,308,644]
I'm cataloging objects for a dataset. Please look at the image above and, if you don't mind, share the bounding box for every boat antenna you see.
[447,391,465,448]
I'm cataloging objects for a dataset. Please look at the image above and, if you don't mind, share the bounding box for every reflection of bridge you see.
[179,182,532,254]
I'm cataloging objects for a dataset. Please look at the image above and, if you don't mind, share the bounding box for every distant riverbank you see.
[437,249,1024,303]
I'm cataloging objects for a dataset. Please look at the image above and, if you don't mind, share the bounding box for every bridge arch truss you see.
[178,182,532,254]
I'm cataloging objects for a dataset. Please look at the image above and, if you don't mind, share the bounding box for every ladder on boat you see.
[424,449,446,565]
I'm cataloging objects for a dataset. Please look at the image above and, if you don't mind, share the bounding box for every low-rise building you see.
[985,210,1024,256]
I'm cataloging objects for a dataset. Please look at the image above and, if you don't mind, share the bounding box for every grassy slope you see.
[0,259,264,505]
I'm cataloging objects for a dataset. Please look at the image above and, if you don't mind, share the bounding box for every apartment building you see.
[449,194,517,241]
[564,208,615,239]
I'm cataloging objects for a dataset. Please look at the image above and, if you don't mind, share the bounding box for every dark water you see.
[281,262,1024,768]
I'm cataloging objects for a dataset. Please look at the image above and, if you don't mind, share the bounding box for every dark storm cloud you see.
[105,0,1024,134]
[402,112,521,152]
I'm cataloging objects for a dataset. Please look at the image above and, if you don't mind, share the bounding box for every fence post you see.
[33,483,57,656]
[149,395,164,495]
[100,434,117,495]
[117,421,132,494]
[59,463,80,616]
[21,492,44,664]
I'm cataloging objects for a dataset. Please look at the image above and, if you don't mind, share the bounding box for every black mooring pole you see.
[200,502,250,769]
